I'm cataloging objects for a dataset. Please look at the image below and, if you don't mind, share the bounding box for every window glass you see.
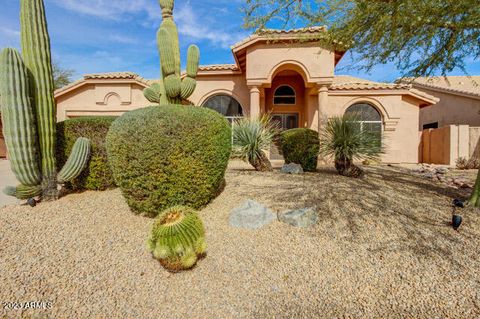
[274,85,296,105]
[203,95,243,118]
[345,103,382,146]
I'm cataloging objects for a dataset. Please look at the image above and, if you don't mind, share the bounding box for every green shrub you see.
[57,116,116,190]
[147,206,206,271]
[106,105,231,217]
[280,128,319,172]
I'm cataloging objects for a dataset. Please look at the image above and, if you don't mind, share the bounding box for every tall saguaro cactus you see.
[143,0,200,105]
[0,0,91,201]
[20,0,58,197]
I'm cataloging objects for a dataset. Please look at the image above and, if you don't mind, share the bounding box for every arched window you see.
[345,102,383,143]
[202,94,243,123]
[274,85,296,105]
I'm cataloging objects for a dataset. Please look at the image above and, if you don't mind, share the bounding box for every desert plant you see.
[147,206,206,271]
[0,49,90,200]
[57,117,116,191]
[232,115,279,172]
[320,114,382,177]
[280,128,319,172]
[106,105,231,217]
[143,0,199,105]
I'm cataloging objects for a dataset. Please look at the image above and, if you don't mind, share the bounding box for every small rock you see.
[435,167,449,174]
[229,200,276,229]
[281,163,304,174]
[278,208,318,228]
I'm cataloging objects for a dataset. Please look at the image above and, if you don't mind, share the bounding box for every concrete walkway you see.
[0,160,21,207]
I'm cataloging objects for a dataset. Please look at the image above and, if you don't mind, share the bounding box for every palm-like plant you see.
[320,114,383,177]
[232,115,279,171]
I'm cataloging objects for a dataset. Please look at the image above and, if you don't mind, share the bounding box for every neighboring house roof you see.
[400,76,480,99]
[55,72,149,97]
[331,75,439,105]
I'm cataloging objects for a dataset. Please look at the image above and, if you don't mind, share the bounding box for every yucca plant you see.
[320,114,383,178]
[232,115,279,171]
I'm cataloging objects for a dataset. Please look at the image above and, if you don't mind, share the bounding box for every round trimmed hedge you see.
[280,128,320,172]
[106,105,231,217]
[57,116,116,191]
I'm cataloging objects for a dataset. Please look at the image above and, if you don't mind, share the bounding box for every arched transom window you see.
[345,102,383,143]
[274,85,296,105]
[202,94,243,123]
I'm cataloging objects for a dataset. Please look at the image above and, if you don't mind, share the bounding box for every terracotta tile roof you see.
[231,26,327,50]
[54,72,149,96]
[331,75,410,90]
[331,75,439,103]
[198,64,240,72]
[403,76,480,98]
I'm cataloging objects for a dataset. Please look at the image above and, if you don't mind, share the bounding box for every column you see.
[317,85,329,132]
[249,86,261,118]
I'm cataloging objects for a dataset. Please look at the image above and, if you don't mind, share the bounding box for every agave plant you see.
[320,114,383,177]
[232,115,279,172]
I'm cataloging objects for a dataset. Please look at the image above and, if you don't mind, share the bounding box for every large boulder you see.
[278,208,318,228]
[229,200,276,229]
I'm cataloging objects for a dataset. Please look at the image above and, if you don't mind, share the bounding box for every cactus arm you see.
[20,0,58,197]
[143,83,162,104]
[58,137,91,183]
[180,45,200,100]
[0,48,42,187]
[4,184,42,200]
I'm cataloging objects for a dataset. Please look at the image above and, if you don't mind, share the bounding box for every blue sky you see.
[1,0,479,82]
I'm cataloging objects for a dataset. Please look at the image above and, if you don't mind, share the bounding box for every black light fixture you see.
[451,199,464,230]
[27,198,36,207]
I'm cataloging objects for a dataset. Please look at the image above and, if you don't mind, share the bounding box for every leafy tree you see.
[52,61,75,90]
[243,0,480,77]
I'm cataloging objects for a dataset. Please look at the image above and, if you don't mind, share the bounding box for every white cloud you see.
[49,0,160,21]
[0,27,20,38]
[174,4,247,49]
[109,34,138,45]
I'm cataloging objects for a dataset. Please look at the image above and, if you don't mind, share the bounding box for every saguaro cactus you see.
[143,0,200,105]
[0,0,91,202]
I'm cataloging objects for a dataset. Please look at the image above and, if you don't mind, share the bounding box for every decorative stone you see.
[229,200,276,229]
[278,208,318,228]
[435,167,449,174]
[281,163,304,174]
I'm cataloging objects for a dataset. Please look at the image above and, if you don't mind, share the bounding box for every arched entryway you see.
[265,70,306,131]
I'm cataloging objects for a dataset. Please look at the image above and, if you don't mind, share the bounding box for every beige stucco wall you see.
[245,42,334,85]
[417,87,480,129]
[325,93,421,163]
[188,73,250,113]
[56,81,150,121]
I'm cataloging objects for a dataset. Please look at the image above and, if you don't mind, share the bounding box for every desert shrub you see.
[456,156,479,169]
[147,206,206,271]
[320,114,383,177]
[232,115,279,171]
[57,116,116,190]
[280,128,319,172]
[106,105,231,217]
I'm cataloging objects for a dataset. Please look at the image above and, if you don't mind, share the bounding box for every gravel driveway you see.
[0,162,479,318]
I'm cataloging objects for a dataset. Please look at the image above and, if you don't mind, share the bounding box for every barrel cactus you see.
[147,206,206,271]
[143,0,200,105]
[0,0,91,201]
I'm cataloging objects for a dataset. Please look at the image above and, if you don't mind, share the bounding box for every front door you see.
[270,113,299,159]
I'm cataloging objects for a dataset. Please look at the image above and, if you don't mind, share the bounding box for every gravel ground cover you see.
[1,162,479,318]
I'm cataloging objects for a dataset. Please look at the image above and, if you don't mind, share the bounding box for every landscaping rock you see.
[229,200,276,229]
[281,163,304,174]
[278,208,319,228]
[435,167,449,174]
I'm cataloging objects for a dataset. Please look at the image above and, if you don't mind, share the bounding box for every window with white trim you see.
[202,94,243,123]
[273,85,296,105]
[345,103,383,145]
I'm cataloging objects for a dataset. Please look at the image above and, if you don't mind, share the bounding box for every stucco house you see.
[3,27,442,163]
[403,76,480,130]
